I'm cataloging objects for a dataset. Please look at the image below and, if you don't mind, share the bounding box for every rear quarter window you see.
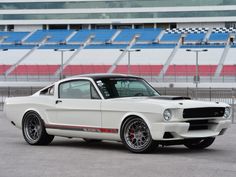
[40,85,54,96]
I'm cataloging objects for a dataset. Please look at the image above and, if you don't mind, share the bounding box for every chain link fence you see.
[0,87,42,111]
[0,87,235,123]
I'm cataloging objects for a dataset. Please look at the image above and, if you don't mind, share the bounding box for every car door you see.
[49,79,102,128]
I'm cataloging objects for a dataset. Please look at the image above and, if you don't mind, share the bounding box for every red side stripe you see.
[45,124,118,134]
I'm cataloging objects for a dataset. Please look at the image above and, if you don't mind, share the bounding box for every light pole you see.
[54,49,75,79]
[186,48,208,98]
[120,49,141,74]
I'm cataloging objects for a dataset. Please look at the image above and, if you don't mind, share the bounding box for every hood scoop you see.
[150,96,191,100]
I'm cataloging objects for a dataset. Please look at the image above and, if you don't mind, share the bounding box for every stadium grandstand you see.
[0,0,236,87]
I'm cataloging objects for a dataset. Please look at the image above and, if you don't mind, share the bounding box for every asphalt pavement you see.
[0,112,236,177]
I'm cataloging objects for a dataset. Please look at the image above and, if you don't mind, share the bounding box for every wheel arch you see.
[119,112,152,138]
[119,112,158,153]
[22,109,45,126]
[21,109,55,145]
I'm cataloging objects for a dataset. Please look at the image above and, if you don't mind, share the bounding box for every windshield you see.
[95,77,160,99]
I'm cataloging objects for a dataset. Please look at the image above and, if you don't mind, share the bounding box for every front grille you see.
[183,107,225,118]
[187,120,209,130]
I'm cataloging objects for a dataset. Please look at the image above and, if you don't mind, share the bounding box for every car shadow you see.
[50,139,128,152]
[154,146,220,154]
[48,139,222,154]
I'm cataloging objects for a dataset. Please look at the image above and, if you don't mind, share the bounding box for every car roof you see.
[71,73,141,80]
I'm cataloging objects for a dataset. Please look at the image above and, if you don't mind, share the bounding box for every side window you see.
[40,85,54,96]
[59,80,100,99]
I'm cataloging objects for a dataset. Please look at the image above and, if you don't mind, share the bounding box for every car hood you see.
[109,96,228,109]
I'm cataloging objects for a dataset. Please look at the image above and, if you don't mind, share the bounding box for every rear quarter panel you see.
[4,96,56,129]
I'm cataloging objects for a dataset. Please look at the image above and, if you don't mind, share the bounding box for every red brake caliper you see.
[129,127,135,142]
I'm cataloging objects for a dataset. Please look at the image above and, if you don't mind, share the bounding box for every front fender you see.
[119,112,162,139]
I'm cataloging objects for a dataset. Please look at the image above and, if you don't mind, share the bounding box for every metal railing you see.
[0,87,42,112]
[0,87,235,123]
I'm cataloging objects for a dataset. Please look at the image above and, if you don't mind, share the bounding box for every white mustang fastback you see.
[4,74,231,153]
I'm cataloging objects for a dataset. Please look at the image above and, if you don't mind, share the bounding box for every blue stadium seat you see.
[92,29,117,42]
[0,32,29,43]
[85,44,128,49]
[136,29,162,42]
[39,43,128,49]
[181,44,225,49]
[68,30,90,43]
[39,44,81,49]
[185,33,206,43]
[132,44,176,49]
[0,44,35,49]
[160,33,181,43]
[208,32,229,42]
[114,29,138,42]
[0,29,230,49]
[68,29,117,43]
[114,29,162,43]
[25,30,74,43]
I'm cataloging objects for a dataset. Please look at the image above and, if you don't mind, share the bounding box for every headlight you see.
[163,109,172,121]
[223,107,231,119]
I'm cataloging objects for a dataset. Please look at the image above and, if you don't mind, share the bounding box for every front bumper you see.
[150,119,231,140]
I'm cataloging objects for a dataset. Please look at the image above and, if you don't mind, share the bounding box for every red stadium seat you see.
[64,65,163,76]
[149,65,163,75]
[221,65,236,76]
[64,65,110,75]
[10,65,59,75]
[114,65,163,75]
[114,65,129,74]
[6,64,222,77]
[63,65,84,75]
[0,65,11,75]
[166,65,217,76]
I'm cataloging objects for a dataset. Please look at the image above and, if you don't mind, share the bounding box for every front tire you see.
[22,111,54,145]
[184,137,215,150]
[121,117,158,153]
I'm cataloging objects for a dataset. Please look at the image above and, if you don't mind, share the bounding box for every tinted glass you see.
[1,11,236,20]
[0,1,235,10]
[59,80,100,99]
[95,77,159,99]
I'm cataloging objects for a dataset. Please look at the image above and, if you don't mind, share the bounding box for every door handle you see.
[55,100,62,104]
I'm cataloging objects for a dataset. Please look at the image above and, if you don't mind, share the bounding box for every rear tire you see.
[184,137,215,150]
[121,117,158,153]
[22,111,54,145]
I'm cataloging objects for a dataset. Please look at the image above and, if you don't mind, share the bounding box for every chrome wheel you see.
[121,117,157,153]
[125,120,150,150]
[24,114,42,143]
[22,111,54,145]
